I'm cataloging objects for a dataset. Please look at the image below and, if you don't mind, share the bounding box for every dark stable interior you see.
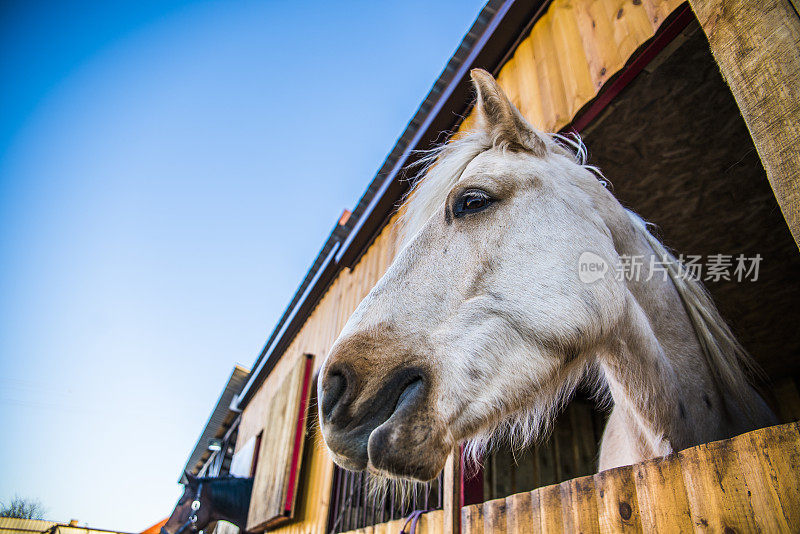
[480,21,800,502]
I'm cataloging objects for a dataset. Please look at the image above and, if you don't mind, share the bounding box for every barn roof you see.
[234,0,550,409]
[179,365,249,481]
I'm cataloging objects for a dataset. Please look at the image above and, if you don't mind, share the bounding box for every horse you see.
[316,68,777,482]
[161,472,253,534]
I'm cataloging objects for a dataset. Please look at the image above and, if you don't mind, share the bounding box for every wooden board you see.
[688,0,800,247]
[496,0,684,132]
[593,465,642,533]
[444,450,462,534]
[246,354,314,531]
[452,422,800,533]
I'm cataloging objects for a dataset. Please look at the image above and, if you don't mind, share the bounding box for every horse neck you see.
[597,217,752,461]
[206,477,253,528]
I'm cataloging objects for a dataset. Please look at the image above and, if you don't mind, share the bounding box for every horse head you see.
[317,69,629,481]
[162,472,216,534]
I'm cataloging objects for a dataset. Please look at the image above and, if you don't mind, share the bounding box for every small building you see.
[173,0,800,532]
[0,518,132,534]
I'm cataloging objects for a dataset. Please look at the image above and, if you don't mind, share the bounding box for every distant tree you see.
[0,495,46,519]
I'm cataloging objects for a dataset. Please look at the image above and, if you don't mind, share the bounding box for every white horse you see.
[317,69,776,481]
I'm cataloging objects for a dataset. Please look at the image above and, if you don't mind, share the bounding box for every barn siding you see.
[235,0,716,532]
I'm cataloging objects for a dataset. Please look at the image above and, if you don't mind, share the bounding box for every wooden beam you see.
[688,0,800,247]
[443,449,462,534]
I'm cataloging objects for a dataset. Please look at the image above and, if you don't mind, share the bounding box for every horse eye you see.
[454,189,493,218]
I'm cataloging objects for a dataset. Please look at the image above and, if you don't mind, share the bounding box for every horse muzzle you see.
[318,361,449,481]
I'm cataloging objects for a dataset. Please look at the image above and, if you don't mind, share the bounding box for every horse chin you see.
[366,414,450,482]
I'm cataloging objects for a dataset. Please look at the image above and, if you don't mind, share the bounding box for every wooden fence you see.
[341,421,800,534]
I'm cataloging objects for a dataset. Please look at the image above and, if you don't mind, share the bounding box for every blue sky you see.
[0,1,485,529]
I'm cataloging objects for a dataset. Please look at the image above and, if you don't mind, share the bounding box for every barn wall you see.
[235,0,706,532]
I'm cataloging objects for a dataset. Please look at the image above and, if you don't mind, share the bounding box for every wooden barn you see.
[176,0,800,532]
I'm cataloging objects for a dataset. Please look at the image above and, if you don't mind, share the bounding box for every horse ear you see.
[470,68,546,156]
[184,470,196,485]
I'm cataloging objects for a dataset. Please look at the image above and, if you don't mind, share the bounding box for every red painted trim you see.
[284,354,315,514]
[459,446,464,508]
[568,3,695,134]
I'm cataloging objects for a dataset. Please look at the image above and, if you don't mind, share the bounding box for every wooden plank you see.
[513,445,538,497]
[642,0,684,31]
[443,450,461,534]
[461,504,484,534]
[740,421,800,531]
[498,57,523,112]
[505,491,535,534]
[679,438,760,532]
[593,464,643,533]
[529,489,543,534]
[573,0,618,91]
[372,519,387,534]
[483,498,508,533]
[607,0,656,62]
[632,454,693,532]
[535,483,563,533]
[420,510,444,534]
[559,475,600,534]
[689,0,800,246]
[569,400,599,478]
[531,11,569,131]
[552,412,574,483]
[384,518,404,534]
[511,37,546,129]
[550,0,597,117]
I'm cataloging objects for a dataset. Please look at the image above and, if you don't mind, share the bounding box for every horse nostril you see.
[321,372,347,420]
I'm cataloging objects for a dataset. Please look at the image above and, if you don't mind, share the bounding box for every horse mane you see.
[626,212,761,423]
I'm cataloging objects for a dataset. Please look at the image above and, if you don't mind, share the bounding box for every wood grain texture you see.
[689,0,800,246]
[593,465,643,533]
[444,450,462,534]
[679,438,761,532]
[496,0,684,132]
[458,423,800,533]
[535,484,563,534]
[483,497,508,534]
[461,504,484,534]
[632,454,693,532]
[246,355,311,531]
[505,492,536,534]
[559,475,600,534]
[343,422,800,534]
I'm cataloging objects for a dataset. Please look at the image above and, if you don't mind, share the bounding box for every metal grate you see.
[326,467,443,533]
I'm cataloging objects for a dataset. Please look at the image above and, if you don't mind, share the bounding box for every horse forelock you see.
[399,129,607,247]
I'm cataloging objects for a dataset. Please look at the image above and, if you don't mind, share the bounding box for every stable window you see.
[246,354,315,531]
